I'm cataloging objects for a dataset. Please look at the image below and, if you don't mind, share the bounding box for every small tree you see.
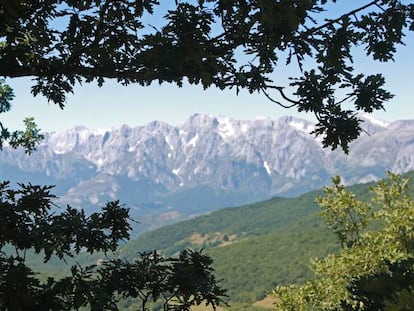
[274,172,414,310]
[0,80,44,153]
[0,181,227,310]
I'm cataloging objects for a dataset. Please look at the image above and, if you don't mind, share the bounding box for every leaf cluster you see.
[0,80,44,153]
[0,182,227,310]
[0,182,131,261]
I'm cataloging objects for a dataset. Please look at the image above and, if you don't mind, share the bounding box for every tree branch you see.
[262,85,300,108]
[0,65,147,81]
[301,0,379,37]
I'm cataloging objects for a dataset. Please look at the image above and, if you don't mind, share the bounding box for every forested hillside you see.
[24,171,414,310]
[117,171,414,309]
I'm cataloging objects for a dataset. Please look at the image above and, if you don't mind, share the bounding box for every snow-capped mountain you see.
[1,114,413,233]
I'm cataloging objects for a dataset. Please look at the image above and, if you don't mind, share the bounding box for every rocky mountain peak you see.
[1,114,413,233]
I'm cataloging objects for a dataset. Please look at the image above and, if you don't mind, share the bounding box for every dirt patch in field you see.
[191,305,226,311]
[252,296,278,309]
[189,232,238,247]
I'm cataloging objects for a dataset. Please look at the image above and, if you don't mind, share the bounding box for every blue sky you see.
[2,2,414,132]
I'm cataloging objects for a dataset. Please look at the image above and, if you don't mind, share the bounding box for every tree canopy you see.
[274,173,414,310]
[0,182,227,310]
[1,0,413,152]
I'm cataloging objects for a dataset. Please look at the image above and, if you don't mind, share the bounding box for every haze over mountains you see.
[1,114,413,233]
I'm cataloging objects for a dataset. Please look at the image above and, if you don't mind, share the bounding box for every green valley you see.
[22,171,414,310]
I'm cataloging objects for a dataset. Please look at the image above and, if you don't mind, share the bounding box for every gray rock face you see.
[1,114,413,232]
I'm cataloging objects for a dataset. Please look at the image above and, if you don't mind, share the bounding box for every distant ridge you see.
[1,114,413,234]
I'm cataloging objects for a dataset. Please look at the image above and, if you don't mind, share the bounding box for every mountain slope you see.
[117,171,414,308]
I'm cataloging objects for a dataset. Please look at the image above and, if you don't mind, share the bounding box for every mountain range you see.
[1,114,413,234]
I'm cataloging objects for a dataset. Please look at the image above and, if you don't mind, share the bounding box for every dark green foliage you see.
[344,258,414,311]
[0,181,131,261]
[0,182,227,310]
[120,189,336,257]
[1,1,413,151]
[209,227,338,305]
[117,186,340,307]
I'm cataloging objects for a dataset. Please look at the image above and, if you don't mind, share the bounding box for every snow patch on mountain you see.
[188,134,199,147]
[240,123,250,133]
[217,116,236,139]
[165,136,174,150]
[263,161,271,175]
[362,114,390,128]
[93,128,112,136]
[288,120,313,133]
